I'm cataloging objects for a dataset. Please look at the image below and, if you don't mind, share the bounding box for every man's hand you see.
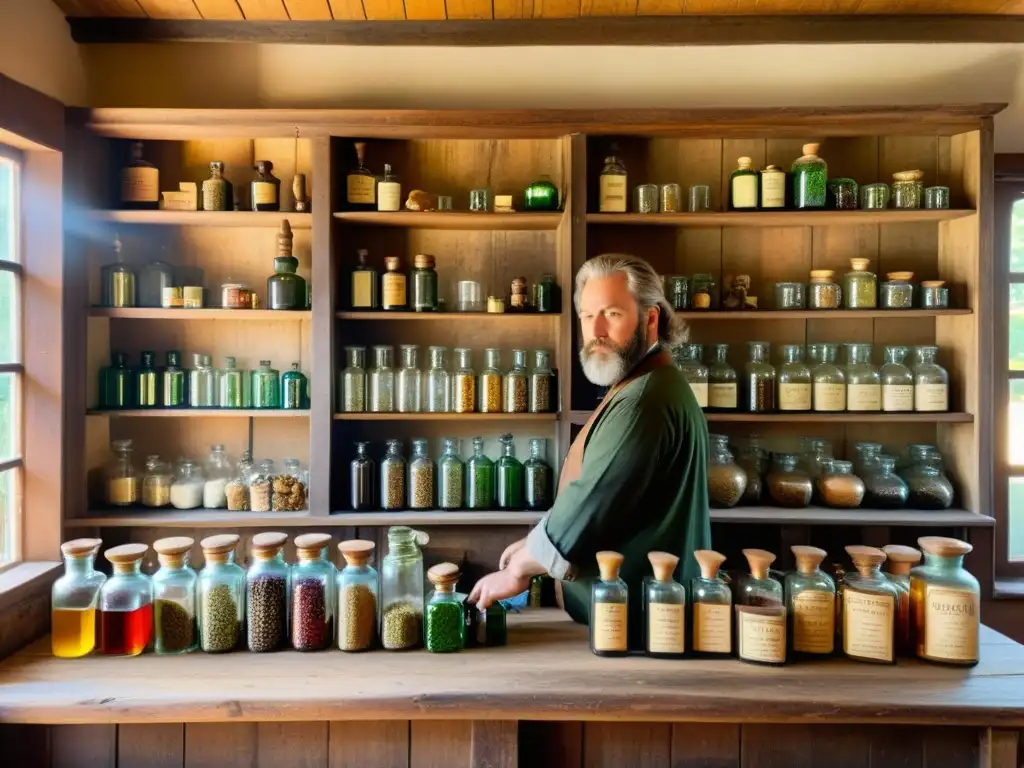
[499,538,527,570]
[469,569,532,609]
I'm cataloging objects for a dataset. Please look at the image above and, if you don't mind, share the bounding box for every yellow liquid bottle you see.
[52,538,106,658]
[52,607,97,658]
[911,536,979,667]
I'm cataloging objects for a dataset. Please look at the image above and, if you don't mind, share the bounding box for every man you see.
[469,254,710,646]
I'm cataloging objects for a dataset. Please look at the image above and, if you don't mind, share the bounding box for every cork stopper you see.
[887,271,914,282]
[791,545,827,575]
[413,253,435,269]
[845,545,886,575]
[921,280,946,289]
[893,169,924,182]
[294,532,331,560]
[200,533,239,564]
[251,531,288,559]
[427,562,460,589]
[277,219,293,258]
[809,269,835,282]
[153,536,194,568]
[743,548,776,580]
[61,538,102,558]
[384,256,401,271]
[882,544,921,576]
[647,551,679,583]
[339,539,375,566]
[918,536,973,558]
[737,157,753,170]
[694,549,726,580]
[802,143,820,156]
[849,258,871,272]
[105,543,148,573]
[354,141,366,161]
[596,551,624,582]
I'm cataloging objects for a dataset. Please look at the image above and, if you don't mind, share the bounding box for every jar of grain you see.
[503,349,529,413]
[249,459,274,513]
[169,460,204,510]
[707,434,747,509]
[479,348,502,413]
[408,438,435,510]
[225,450,253,511]
[767,453,813,508]
[808,270,842,310]
[197,534,244,653]
[337,539,379,652]
[142,454,172,508]
[105,439,140,507]
[246,532,289,653]
[818,460,865,509]
[530,349,555,413]
[892,170,924,209]
[291,533,337,652]
[381,440,406,511]
[453,347,477,414]
[844,258,877,309]
[380,526,426,650]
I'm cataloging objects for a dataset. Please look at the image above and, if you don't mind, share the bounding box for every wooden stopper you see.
[427,562,460,587]
[850,257,871,272]
[743,548,776,580]
[887,271,914,282]
[339,539,375,566]
[791,545,827,575]
[918,536,972,558]
[153,536,194,567]
[61,538,102,558]
[802,143,820,156]
[647,551,679,583]
[882,544,921,576]
[694,549,726,580]
[104,543,148,565]
[294,532,332,560]
[921,280,946,289]
[893,169,924,182]
[251,532,288,558]
[737,156,753,169]
[200,534,239,563]
[845,544,886,575]
[277,219,293,258]
[596,551,624,582]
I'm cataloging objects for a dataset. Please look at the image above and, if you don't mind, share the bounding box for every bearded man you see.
[470,254,710,647]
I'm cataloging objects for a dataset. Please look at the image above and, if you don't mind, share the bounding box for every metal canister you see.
[110,271,136,308]
[183,286,204,309]
[220,283,251,309]
[161,286,184,308]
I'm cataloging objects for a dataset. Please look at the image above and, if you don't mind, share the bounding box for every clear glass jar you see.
[767,453,812,508]
[409,438,435,510]
[906,462,954,510]
[920,280,949,308]
[808,343,846,412]
[203,444,234,509]
[827,177,858,210]
[198,534,244,653]
[808,270,842,309]
[524,437,553,511]
[860,183,890,210]
[707,434,746,509]
[667,275,689,310]
[161,350,186,408]
[785,546,835,657]
[105,439,140,507]
[707,343,738,411]
[913,345,949,412]
[691,273,716,311]
[251,360,281,409]
[337,540,379,652]
[380,526,425,650]
[467,436,494,510]
[852,441,884,478]
[736,442,767,505]
[841,546,898,664]
[381,439,406,511]
[246,532,289,653]
[425,563,466,653]
[291,533,337,652]
[225,450,252,512]
[341,346,367,413]
[819,460,865,509]
[189,353,215,407]
[152,536,197,655]
[425,346,450,413]
[369,345,395,413]
[138,258,175,308]
[736,549,786,666]
[844,258,877,309]
[503,349,529,413]
[274,458,308,511]
[496,433,524,510]
[591,551,628,656]
[530,349,555,413]
[169,459,204,510]
[774,282,806,310]
[141,454,172,508]
[52,538,105,658]
[743,341,775,413]
[480,348,502,413]
[924,185,950,210]
[217,356,248,409]
[791,142,827,210]
[691,550,732,657]
[803,438,833,500]
[674,343,708,409]
[438,437,464,510]
[881,345,914,412]
[397,344,422,413]
[411,253,438,312]
[645,552,686,658]
[350,441,375,511]
[777,344,811,412]
[864,455,909,509]
[880,272,915,310]
[99,543,153,656]
[453,347,476,414]
[249,458,274,513]
[882,544,921,657]
[845,343,881,412]
[911,537,979,666]
[892,170,924,209]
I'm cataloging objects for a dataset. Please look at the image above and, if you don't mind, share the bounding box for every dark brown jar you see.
[707,434,747,509]
[767,453,812,508]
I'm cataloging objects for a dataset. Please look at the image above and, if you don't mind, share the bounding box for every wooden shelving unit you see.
[90,308,312,320]
[87,409,310,418]
[91,210,313,228]
[586,209,975,227]
[333,211,563,230]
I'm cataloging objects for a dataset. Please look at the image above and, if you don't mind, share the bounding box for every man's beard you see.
[579,323,649,387]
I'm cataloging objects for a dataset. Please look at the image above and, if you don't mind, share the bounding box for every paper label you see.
[693,603,731,653]
[648,603,685,654]
[915,383,948,412]
[883,384,914,412]
[847,383,881,411]
[382,274,406,308]
[599,175,627,213]
[377,182,401,212]
[593,602,627,652]
[688,381,709,408]
[924,587,978,662]
[779,383,811,411]
[121,166,159,203]
[352,271,375,308]
[732,175,758,208]
[347,174,376,204]
[738,609,786,663]
[761,172,786,208]
[793,591,835,653]
[843,589,895,662]
[709,383,737,409]
[813,382,846,411]
[252,181,277,205]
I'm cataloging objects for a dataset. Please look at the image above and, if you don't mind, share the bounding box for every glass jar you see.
[864,455,909,509]
[913,345,949,412]
[881,346,914,412]
[408,438,435,510]
[52,538,105,658]
[707,434,747,509]
[777,344,811,412]
[425,346,450,413]
[730,156,759,210]
[142,454,172,508]
[479,348,502,413]
[808,343,846,412]
[689,184,711,212]
[291,533,337,652]
[852,441,884,478]
[924,186,950,210]
[381,439,406,511]
[534,273,560,313]
[525,175,560,211]
[337,540,378,652]
[819,460,865,509]
[152,536,197,655]
[496,433,524,510]
[467,436,494,510]
[217,356,247,409]
[251,160,280,211]
[791,142,827,210]
[736,442,767,505]
[267,255,306,311]
[758,164,785,209]
[396,344,422,414]
[774,282,806,310]
[860,183,890,210]
[786,546,835,657]
[106,439,140,507]
[674,343,708,408]
[438,438,464,510]
[633,184,658,214]
[424,562,466,653]
[99,543,153,656]
[882,544,921,657]
[381,526,425,650]
[691,273,715,311]
[736,549,786,666]
[645,551,686,658]
[350,441,375,510]
[844,258,877,309]
[920,280,949,309]
[743,341,775,413]
[803,438,833,499]
[274,458,308,511]
[133,351,158,408]
[906,463,954,510]
[845,343,880,412]
[100,236,136,307]
[203,444,234,509]
[767,453,812,508]
[282,363,309,409]
[196,534,244,653]
[457,280,484,312]
[892,170,924,209]
[249,459,274,513]
[161,350,186,408]
[524,437,553,511]
[168,460,203,511]
[706,343,738,411]
[138,258,175,308]
[841,546,898,664]
[503,349,529,413]
[245,532,289,653]
[530,349,555,413]
[911,537,979,666]
[251,360,281,409]
[691,550,732,657]
[453,347,476,414]
[808,270,842,310]
[369,345,395,413]
[99,351,131,409]
[411,253,438,312]
[659,183,682,213]
[189,353,215,407]
[880,271,915,310]
[591,551,628,656]
[667,275,689,311]
[827,177,858,210]
[225,451,253,512]
[341,346,367,413]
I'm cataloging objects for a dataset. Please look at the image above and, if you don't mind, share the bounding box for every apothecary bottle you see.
[503,349,528,413]
[736,442,767,505]
[197,535,244,653]
[217,356,247,408]
[245,532,289,653]
[675,343,708,409]
[707,344,738,411]
[864,455,909,509]
[881,346,914,412]
[411,254,438,312]
[422,346,450,413]
[439,438,464,510]
[791,143,827,210]
[290,533,337,652]
[369,345,395,413]
[496,433,524,510]
[408,438,435,510]
[101,236,136,308]
[133,351,158,408]
[480,348,502,413]
[377,163,401,212]
[381,256,407,311]
[152,536,197,655]
[52,538,105,658]
[911,536,979,666]
[161,350,186,408]
[841,546,898,664]
[346,142,376,209]
[351,249,378,309]
[777,344,811,412]
[99,543,153,656]
[380,526,425,650]
[341,346,367,413]
[760,164,786,209]
[767,453,812,508]
[189,353,215,408]
[845,343,880,412]
[786,546,835,657]
[100,351,132,409]
[377,439,406,511]
[819,460,865,509]
[106,438,140,507]
[268,222,306,310]
[913,345,948,412]
[336,540,378,652]
[251,161,280,211]
[225,451,252,512]
[736,549,786,666]
[524,437,553,511]
[202,161,230,211]
[251,360,281,409]
[743,341,775,413]
[453,347,476,414]
[645,552,686,658]
[142,455,172,508]
[530,349,555,413]
[691,550,732,657]
[396,345,422,413]
[591,551,628,656]
[423,563,465,654]
[906,458,954,510]
[882,544,921,656]
[466,436,494,510]
[844,258,877,309]
[809,343,846,412]
[730,157,758,210]
[707,434,746,509]
[277,362,308,410]
[599,152,627,213]
[120,142,159,210]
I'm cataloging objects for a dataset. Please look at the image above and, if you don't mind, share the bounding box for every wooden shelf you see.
[90,210,313,228]
[336,311,559,321]
[88,409,310,418]
[333,211,563,230]
[586,210,975,228]
[673,309,972,320]
[334,412,557,421]
[89,308,311,320]
[710,507,994,527]
[66,509,544,528]
[568,410,973,425]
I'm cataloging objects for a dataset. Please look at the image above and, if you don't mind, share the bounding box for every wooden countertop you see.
[2,610,1023,726]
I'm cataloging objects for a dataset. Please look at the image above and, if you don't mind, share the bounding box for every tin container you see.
[183,286,204,309]
[221,283,251,310]
[162,286,184,309]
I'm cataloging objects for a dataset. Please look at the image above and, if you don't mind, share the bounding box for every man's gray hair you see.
[574,254,688,345]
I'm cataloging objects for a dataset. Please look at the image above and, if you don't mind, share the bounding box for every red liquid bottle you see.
[101,604,153,656]
[99,543,153,657]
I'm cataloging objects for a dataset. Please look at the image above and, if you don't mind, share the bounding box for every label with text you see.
[599,175,627,213]
[731,175,758,208]
[793,590,835,653]
[693,603,731,654]
[648,603,685,654]
[377,183,402,212]
[779,383,812,411]
[738,609,786,663]
[882,384,914,412]
[382,274,407,309]
[121,167,159,204]
[709,383,737,410]
[347,174,376,204]
[843,589,895,662]
[688,382,709,409]
[924,586,978,662]
[761,173,786,208]
[813,382,846,411]
[915,383,948,412]
[593,602,627,652]
[252,181,277,206]
[847,383,882,412]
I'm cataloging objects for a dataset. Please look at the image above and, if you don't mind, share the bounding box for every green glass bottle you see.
[791,143,827,210]
[100,351,132,410]
[161,350,186,408]
[134,350,158,409]
[267,220,307,310]
[282,362,309,409]
[252,360,281,409]
[524,437,552,511]
[496,433,524,510]
[466,436,494,510]
[524,175,560,211]
[217,356,247,409]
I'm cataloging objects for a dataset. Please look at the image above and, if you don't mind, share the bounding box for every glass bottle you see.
[844,258,878,309]
[808,342,846,412]
[882,544,921,657]
[202,160,231,211]
[743,341,776,413]
[381,256,407,311]
[841,545,898,664]
[496,433,524,510]
[598,151,627,213]
[707,343,738,411]
[52,538,105,658]
[100,235,137,308]
[467,436,494,510]
[735,441,768,505]
[881,346,914,412]
[380,525,425,650]
[249,458,274,513]
[786,546,835,657]
[911,536,979,667]
[707,434,747,509]
[803,438,833,502]
[425,346,450,413]
[351,248,379,309]
[692,273,716,311]
[152,536,197,655]
[674,343,708,409]
[760,164,786,209]
[341,346,367,413]
[132,350,158,408]
[913,345,949,412]
[246,531,289,653]
[819,460,865,509]
[852,441,882,478]
[106,438,139,507]
[439,437,464,511]
[170,459,204,510]
[161,350,186,408]
[138,257,174,308]
[525,175,560,211]
[408,438,435,510]
[667,275,689,310]
[251,360,281,409]
[791,142,827,210]
[346,141,377,209]
[141,455,172,508]
[591,551,628,656]
[203,444,234,509]
[730,156,759,210]
[645,551,686,658]
[216,356,246,409]
[381,439,406,511]
[808,269,842,310]
[100,351,132,410]
[267,220,306,310]
[777,344,811,412]
[350,442,375,511]
[691,550,732,657]
[337,539,379,652]
[864,454,909,509]
[424,562,466,653]
[480,348,503,413]
[99,543,153,656]
[524,438,553,511]
[225,451,252,512]
[197,534,245,653]
[845,343,880,412]
[767,453,812,508]
[120,141,159,210]
[396,344,422,413]
[410,253,438,312]
[530,349,555,413]
[377,163,401,212]
[736,549,786,666]
[906,461,954,510]
[251,160,280,211]
[503,348,529,413]
[279,362,309,409]
[290,533,337,652]
[453,347,477,414]
[189,353,215,408]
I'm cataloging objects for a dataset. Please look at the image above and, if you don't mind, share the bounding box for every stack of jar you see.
[773,261,950,311]
[99,351,309,410]
[349,435,553,512]
[339,345,557,415]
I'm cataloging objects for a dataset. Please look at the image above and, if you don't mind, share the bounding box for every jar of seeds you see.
[863,455,909,509]
[880,271,915,309]
[381,440,406,511]
[892,170,924,209]
[844,258,877,309]
[291,533,337,652]
[808,270,841,310]
[225,450,253,511]
[860,183,890,210]
[249,459,274,513]
[660,183,682,213]
[152,536,197,655]
[142,455,172,508]
[337,540,378,652]
[774,282,806,310]
[409,438,435,510]
[438,438,464,510]
[530,349,555,413]
[425,346,451,413]
[524,437,553,511]
[480,348,502,412]
[246,532,289,653]
[818,460,865,509]
[707,434,746,509]
[380,526,426,650]
[424,563,466,653]
[340,346,367,413]
[453,347,476,414]
[634,184,658,214]
[197,534,244,653]
[767,453,813,508]
[828,177,858,210]
[369,345,395,413]
[273,458,308,511]
[503,349,529,413]
[924,185,950,210]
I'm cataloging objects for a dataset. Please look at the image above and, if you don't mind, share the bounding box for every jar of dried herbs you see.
[438,438,464,510]
[409,438,435,510]
[524,437,553,511]
[808,270,841,310]
[381,440,406,511]
[503,349,529,413]
[424,563,466,653]
[844,258,877,309]
[892,170,924,209]
[880,272,914,309]
[273,458,308,511]
[152,536,197,655]
[767,453,812,508]
[380,526,425,650]
[246,532,289,653]
[340,346,367,413]
[479,348,502,412]
[197,534,244,653]
[791,143,827,210]
[529,349,555,413]
[827,177,858,210]
[337,539,378,652]
[707,434,746,509]
[466,436,494,510]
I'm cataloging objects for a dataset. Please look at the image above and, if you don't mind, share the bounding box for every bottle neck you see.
[884,348,907,365]
[64,554,96,575]
[917,348,938,365]
[113,560,143,576]
[923,552,964,570]
[748,345,768,364]
[781,347,802,364]
[710,346,728,364]
[429,350,445,369]
[855,564,884,580]
[847,346,872,365]
[501,443,515,458]
[433,583,456,594]
[472,443,485,457]
[388,540,419,559]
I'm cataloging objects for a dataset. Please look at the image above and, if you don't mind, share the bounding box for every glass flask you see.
[438,437,464,510]
[882,544,921,657]
[138,258,174,308]
[100,351,132,409]
[645,551,686,658]
[503,349,529,413]
[290,533,337,652]
[251,160,280,211]
[730,156,759,210]
[246,531,289,653]
[424,562,466,653]
[791,142,827,210]
[808,342,846,412]
[707,434,746,509]
[525,175,560,211]
[453,347,476,414]
[864,454,909,509]
[282,363,309,409]
[249,458,275,513]
[530,349,555,413]
[169,459,204,511]
[819,460,865,509]
[106,438,140,507]
[845,343,880,412]
[225,451,253,512]
[841,545,898,664]
[777,344,811,412]
[142,454,172,508]
[691,550,732,657]
[380,526,425,650]
[251,360,281,409]
[844,258,878,309]
[591,551,628,656]
[99,543,153,656]
[161,350,186,408]
[381,439,406,511]
[411,253,438,312]
[786,546,835,657]
[496,433,524,510]
[524,437,553,511]
[743,341,776,413]
[189,353,215,408]
[852,441,884,479]
[152,536,197,655]
[467,436,495,510]
[425,346,451,413]
[267,256,307,311]
[397,344,422,413]
[341,346,367,413]
[133,351,158,408]
[52,538,105,658]
[735,442,768,505]
[350,441,375,511]
[480,348,503,413]
[100,236,136,308]
[675,343,708,409]
[913,345,949,412]
[337,539,379,652]
[369,345,395,413]
[736,549,786,666]
[347,142,376,210]
[767,453,812,508]
[911,536,979,666]
[598,151,628,213]
[881,346,914,412]
[197,534,245,653]
[707,343,738,411]
[217,356,248,408]
[409,438,435,510]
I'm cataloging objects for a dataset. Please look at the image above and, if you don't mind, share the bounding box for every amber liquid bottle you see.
[882,544,921,657]
[910,536,980,667]
[841,545,898,665]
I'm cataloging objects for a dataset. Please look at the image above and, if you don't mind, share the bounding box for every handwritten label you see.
[843,589,894,662]
[924,587,978,662]
[593,603,627,652]
[693,603,730,654]
[648,603,685,654]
